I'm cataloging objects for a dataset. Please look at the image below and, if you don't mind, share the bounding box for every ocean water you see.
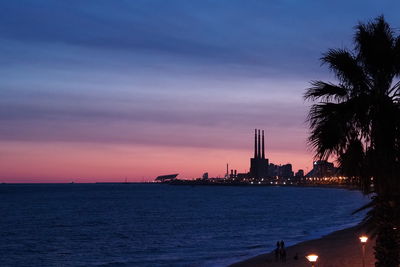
[0,183,369,267]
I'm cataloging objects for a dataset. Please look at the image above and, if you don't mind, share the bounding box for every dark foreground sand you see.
[230,226,375,267]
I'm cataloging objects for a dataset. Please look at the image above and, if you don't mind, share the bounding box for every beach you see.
[230,225,375,267]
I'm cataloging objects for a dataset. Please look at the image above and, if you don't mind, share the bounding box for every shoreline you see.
[0,182,360,192]
[229,225,375,267]
[165,180,360,191]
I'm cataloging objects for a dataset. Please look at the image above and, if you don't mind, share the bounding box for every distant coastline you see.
[0,182,361,192]
[160,179,361,191]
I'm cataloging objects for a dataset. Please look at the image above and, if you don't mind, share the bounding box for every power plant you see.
[250,129,269,178]
[154,129,349,186]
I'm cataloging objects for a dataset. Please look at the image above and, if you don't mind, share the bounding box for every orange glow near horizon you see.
[0,141,313,183]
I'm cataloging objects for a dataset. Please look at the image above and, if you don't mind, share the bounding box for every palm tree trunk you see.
[373,198,400,267]
[374,223,399,267]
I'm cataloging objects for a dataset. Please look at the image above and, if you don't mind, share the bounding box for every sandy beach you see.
[230,225,375,267]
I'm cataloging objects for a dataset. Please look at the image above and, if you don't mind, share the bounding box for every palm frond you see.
[338,138,365,178]
[322,49,369,92]
[307,102,355,158]
[304,81,348,102]
[394,36,400,75]
[355,15,397,90]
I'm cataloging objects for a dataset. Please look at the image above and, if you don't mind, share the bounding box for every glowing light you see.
[306,254,318,262]
[359,235,368,243]
[360,235,368,267]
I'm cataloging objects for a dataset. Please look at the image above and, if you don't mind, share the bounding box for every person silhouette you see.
[279,240,286,262]
[281,247,286,262]
[274,241,280,261]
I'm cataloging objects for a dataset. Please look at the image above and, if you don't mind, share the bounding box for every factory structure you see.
[228,129,339,180]
[250,129,269,178]
[220,129,347,185]
[227,128,293,180]
[155,128,349,185]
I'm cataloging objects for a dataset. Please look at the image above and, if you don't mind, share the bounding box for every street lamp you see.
[306,254,318,267]
[359,235,368,267]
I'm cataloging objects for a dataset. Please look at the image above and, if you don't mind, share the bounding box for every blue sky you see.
[1,0,400,181]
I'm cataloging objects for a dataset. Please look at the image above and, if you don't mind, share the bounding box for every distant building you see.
[229,169,238,179]
[250,129,269,179]
[269,163,278,177]
[295,169,304,178]
[155,174,178,182]
[236,173,248,179]
[202,172,209,180]
[268,163,294,178]
[306,160,337,177]
[279,164,294,178]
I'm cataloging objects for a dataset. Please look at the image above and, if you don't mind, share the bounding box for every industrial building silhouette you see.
[154,129,340,184]
[229,128,294,179]
[250,129,269,178]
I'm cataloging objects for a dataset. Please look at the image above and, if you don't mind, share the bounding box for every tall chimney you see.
[262,130,265,159]
[258,129,261,159]
[254,129,257,158]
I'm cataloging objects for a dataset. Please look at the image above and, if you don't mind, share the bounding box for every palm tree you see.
[304,16,400,266]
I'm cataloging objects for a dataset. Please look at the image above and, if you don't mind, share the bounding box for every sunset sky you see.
[1,1,399,182]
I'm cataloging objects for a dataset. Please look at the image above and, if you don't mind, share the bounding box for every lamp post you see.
[359,235,368,267]
[306,254,318,267]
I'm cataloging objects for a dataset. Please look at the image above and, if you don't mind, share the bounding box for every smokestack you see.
[254,129,257,158]
[258,129,261,159]
[226,163,229,178]
[262,130,265,159]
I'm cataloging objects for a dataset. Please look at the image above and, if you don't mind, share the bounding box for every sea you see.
[0,183,369,267]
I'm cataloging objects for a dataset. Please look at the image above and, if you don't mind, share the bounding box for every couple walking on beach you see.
[275,240,286,262]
